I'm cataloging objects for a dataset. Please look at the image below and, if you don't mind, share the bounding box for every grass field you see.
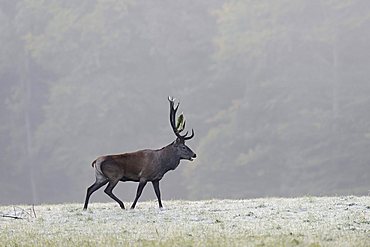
[1,196,369,246]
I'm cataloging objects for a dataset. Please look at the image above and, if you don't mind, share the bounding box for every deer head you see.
[168,96,196,161]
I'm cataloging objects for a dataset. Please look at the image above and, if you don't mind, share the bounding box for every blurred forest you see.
[1,0,369,205]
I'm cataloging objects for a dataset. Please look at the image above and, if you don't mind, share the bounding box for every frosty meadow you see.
[1,197,369,246]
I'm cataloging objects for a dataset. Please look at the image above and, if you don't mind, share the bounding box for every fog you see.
[1,0,369,205]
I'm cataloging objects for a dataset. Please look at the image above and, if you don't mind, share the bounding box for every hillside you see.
[1,196,369,246]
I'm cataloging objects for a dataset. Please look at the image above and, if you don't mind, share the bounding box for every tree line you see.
[0,0,369,204]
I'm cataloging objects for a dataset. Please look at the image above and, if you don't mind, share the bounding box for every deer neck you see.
[159,143,181,171]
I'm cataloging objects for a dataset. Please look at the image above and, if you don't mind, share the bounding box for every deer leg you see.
[104,180,125,209]
[152,180,163,208]
[131,180,147,209]
[84,179,108,210]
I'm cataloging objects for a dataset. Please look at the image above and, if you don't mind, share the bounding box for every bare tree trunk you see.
[22,50,38,204]
[330,31,341,174]
[332,41,339,120]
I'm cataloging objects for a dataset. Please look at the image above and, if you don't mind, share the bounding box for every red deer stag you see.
[83,97,196,210]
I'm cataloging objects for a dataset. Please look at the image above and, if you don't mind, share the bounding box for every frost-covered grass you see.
[1,196,369,246]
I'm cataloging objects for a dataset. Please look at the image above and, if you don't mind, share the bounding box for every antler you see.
[168,96,194,141]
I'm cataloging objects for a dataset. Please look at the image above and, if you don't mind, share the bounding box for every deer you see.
[83,97,196,210]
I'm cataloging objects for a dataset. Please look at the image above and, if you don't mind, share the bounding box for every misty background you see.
[1,0,369,205]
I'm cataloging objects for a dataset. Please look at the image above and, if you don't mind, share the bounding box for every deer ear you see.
[175,138,183,145]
